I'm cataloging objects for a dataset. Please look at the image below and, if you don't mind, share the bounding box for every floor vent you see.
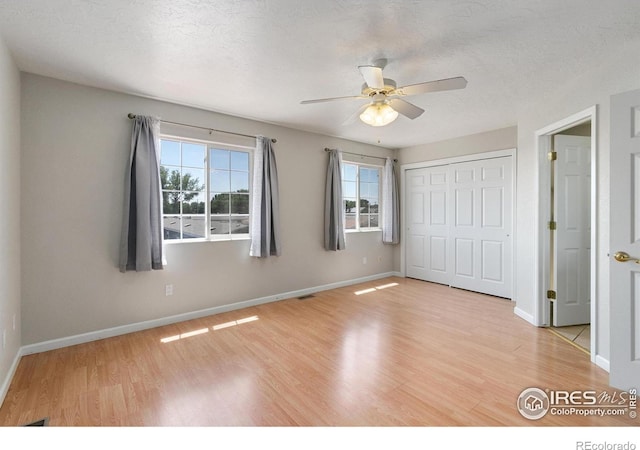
[297,294,315,300]
[24,417,49,426]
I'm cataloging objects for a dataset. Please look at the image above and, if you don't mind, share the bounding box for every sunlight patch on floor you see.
[354,282,399,296]
[161,315,259,342]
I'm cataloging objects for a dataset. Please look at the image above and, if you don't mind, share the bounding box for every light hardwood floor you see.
[0,277,635,426]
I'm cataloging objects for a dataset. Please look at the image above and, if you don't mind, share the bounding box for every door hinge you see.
[548,221,557,230]
[547,290,557,300]
[548,151,557,161]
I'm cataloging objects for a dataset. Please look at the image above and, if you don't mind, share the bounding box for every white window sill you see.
[164,236,250,244]
[345,228,382,234]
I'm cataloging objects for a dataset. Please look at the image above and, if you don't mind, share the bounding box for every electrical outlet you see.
[12,314,16,331]
[362,257,367,265]
[378,256,383,262]
[165,284,173,296]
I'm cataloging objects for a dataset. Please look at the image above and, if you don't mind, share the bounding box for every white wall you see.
[514,40,640,363]
[0,36,21,401]
[20,74,396,345]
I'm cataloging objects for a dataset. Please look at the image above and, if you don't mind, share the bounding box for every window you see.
[160,137,251,242]
[342,162,381,231]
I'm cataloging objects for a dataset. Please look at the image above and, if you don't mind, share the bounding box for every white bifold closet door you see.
[406,156,513,299]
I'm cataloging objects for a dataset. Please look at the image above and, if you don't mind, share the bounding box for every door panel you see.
[405,166,449,285]
[405,156,512,299]
[610,88,640,390]
[553,135,591,326]
[449,157,513,298]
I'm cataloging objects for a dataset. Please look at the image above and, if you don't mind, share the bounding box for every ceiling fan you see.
[300,59,467,127]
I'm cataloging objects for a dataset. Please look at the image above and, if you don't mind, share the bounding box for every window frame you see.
[342,161,382,233]
[160,134,253,243]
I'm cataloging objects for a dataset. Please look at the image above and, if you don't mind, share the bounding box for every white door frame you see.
[400,148,517,299]
[535,106,598,364]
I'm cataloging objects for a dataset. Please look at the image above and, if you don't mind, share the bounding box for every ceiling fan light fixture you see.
[359,102,399,127]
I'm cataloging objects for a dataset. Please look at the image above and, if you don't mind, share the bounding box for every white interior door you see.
[405,166,449,285]
[553,135,591,326]
[448,157,513,298]
[609,88,640,390]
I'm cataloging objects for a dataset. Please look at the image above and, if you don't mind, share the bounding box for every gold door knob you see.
[614,251,631,262]
[613,251,640,263]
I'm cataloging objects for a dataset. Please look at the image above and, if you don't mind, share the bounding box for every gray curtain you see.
[324,149,346,250]
[119,116,163,272]
[382,157,400,244]
[249,136,281,257]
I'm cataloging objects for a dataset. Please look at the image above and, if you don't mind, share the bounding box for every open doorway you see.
[536,107,597,362]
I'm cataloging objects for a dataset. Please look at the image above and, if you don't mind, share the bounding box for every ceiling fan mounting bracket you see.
[361,78,397,97]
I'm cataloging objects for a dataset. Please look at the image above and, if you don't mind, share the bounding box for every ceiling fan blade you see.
[395,76,467,97]
[358,65,385,89]
[300,95,367,104]
[388,98,425,120]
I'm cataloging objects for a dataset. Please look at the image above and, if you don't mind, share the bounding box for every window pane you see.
[359,214,370,229]
[210,193,230,214]
[359,180,369,198]
[369,182,379,199]
[230,171,249,192]
[182,216,206,239]
[182,192,205,214]
[344,198,357,214]
[210,170,230,192]
[181,168,205,192]
[370,214,379,228]
[160,140,180,166]
[161,166,181,190]
[369,201,379,213]
[230,193,249,214]
[210,149,230,170]
[345,213,356,230]
[360,199,370,213]
[359,168,370,183]
[182,143,205,168]
[230,216,250,234]
[210,216,230,235]
[369,169,380,183]
[163,216,181,240]
[343,180,356,198]
[230,151,249,171]
[343,164,357,181]
[162,192,181,214]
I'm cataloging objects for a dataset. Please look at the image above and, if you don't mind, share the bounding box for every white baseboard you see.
[21,272,401,356]
[0,349,22,408]
[514,306,536,325]
[595,354,610,372]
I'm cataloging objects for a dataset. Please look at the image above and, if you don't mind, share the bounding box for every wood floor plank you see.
[0,277,636,426]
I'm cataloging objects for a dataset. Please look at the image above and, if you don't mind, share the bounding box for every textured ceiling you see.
[1,0,639,148]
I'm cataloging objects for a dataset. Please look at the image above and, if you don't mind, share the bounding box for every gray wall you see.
[398,126,517,165]
[20,74,396,345]
[0,37,21,399]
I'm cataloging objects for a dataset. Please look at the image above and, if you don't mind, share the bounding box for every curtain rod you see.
[324,148,397,163]
[127,113,276,143]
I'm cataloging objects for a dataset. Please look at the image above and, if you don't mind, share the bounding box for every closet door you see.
[448,157,512,298]
[405,166,449,285]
